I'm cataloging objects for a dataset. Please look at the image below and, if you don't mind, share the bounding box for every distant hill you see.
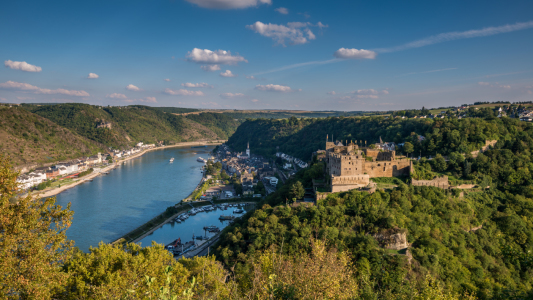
[0,105,104,168]
[22,104,235,149]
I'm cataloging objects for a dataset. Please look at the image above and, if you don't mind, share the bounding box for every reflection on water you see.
[54,146,214,252]
[138,204,254,247]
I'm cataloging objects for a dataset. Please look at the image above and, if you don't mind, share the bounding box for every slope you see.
[0,105,104,168]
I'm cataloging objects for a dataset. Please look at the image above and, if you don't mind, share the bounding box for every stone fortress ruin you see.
[319,135,412,193]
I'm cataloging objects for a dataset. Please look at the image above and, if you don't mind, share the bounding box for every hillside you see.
[215,116,533,298]
[23,104,236,149]
[0,105,104,168]
[227,115,529,161]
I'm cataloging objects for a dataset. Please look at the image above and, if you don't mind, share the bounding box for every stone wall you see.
[412,175,449,189]
[363,160,411,177]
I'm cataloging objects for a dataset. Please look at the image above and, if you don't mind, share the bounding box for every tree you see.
[403,142,414,158]
[289,181,305,200]
[0,155,74,299]
[433,154,447,172]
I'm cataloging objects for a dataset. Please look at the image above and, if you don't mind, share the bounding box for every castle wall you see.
[362,160,411,177]
[412,176,449,189]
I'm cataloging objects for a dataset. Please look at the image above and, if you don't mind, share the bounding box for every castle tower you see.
[246,142,250,157]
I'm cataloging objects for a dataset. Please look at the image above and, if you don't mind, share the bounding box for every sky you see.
[1,0,533,111]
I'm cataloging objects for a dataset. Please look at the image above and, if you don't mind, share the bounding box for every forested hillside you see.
[23,104,234,149]
[216,115,533,298]
[227,116,532,161]
[0,106,104,167]
[185,112,242,139]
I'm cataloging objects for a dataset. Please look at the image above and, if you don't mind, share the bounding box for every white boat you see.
[197,157,207,163]
[170,158,174,162]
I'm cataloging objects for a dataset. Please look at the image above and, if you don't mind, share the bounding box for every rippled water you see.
[54,146,214,252]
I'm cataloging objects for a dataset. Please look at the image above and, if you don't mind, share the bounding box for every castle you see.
[322,135,412,192]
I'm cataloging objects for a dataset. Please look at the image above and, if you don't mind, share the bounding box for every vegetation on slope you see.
[217,116,533,299]
[0,105,103,167]
[227,115,532,161]
[0,155,459,299]
[23,104,232,149]
[185,112,242,140]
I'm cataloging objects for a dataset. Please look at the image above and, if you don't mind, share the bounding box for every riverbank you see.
[32,140,225,200]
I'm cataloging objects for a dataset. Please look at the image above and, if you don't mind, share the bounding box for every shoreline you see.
[32,139,225,200]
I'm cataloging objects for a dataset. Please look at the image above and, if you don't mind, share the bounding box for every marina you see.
[138,203,255,256]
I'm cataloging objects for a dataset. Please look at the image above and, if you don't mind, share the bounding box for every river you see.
[55,146,214,252]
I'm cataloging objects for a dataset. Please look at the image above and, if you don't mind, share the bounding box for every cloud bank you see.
[255,84,293,92]
[246,21,325,46]
[334,48,377,59]
[0,81,89,96]
[220,70,237,77]
[163,88,204,96]
[184,0,271,9]
[106,93,127,99]
[126,84,141,92]
[187,48,247,65]
[181,82,213,88]
[87,73,99,79]
[4,60,42,72]
[220,92,245,99]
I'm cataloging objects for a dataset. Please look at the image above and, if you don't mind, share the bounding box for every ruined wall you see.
[364,149,380,159]
[362,160,411,177]
[412,175,449,189]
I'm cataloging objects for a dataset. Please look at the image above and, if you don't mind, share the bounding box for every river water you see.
[55,146,215,252]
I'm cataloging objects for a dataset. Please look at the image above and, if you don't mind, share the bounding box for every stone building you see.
[323,136,412,193]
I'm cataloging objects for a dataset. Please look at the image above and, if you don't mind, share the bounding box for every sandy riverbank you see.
[32,140,225,199]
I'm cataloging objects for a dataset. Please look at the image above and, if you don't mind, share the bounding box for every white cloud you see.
[0,97,7,101]
[246,21,325,46]
[201,65,221,72]
[375,20,533,53]
[187,48,247,66]
[4,60,42,72]
[220,70,237,77]
[184,0,271,9]
[163,88,204,96]
[346,89,389,99]
[144,97,157,103]
[246,75,256,80]
[334,48,377,59]
[255,84,293,92]
[106,93,128,99]
[357,95,379,99]
[275,7,288,14]
[478,82,512,89]
[126,84,141,92]
[356,89,379,95]
[164,78,171,82]
[16,96,35,100]
[87,73,99,79]
[0,81,89,96]
[220,92,245,99]
[327,91,336,95]
[251,99,259,102]
[182,82,213,88]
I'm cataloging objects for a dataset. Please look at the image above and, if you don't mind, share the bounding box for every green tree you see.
[432,154,447,172]
[403,142,414,157]
[289,181,305,200]
[0,155,74,299]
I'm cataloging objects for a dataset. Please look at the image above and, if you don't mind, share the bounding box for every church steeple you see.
[246,141,250,157]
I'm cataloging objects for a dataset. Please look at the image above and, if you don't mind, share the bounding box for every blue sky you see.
[1,0,532,111]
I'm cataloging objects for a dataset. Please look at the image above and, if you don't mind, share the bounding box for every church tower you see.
[246,142,250,157]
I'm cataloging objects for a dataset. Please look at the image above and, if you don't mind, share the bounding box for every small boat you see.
[234,209,244,214]
[203,225,218,231]
[197,157,207,163]
[208,227,220,233]
[219,215,235,220]
[170,158,174,162]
